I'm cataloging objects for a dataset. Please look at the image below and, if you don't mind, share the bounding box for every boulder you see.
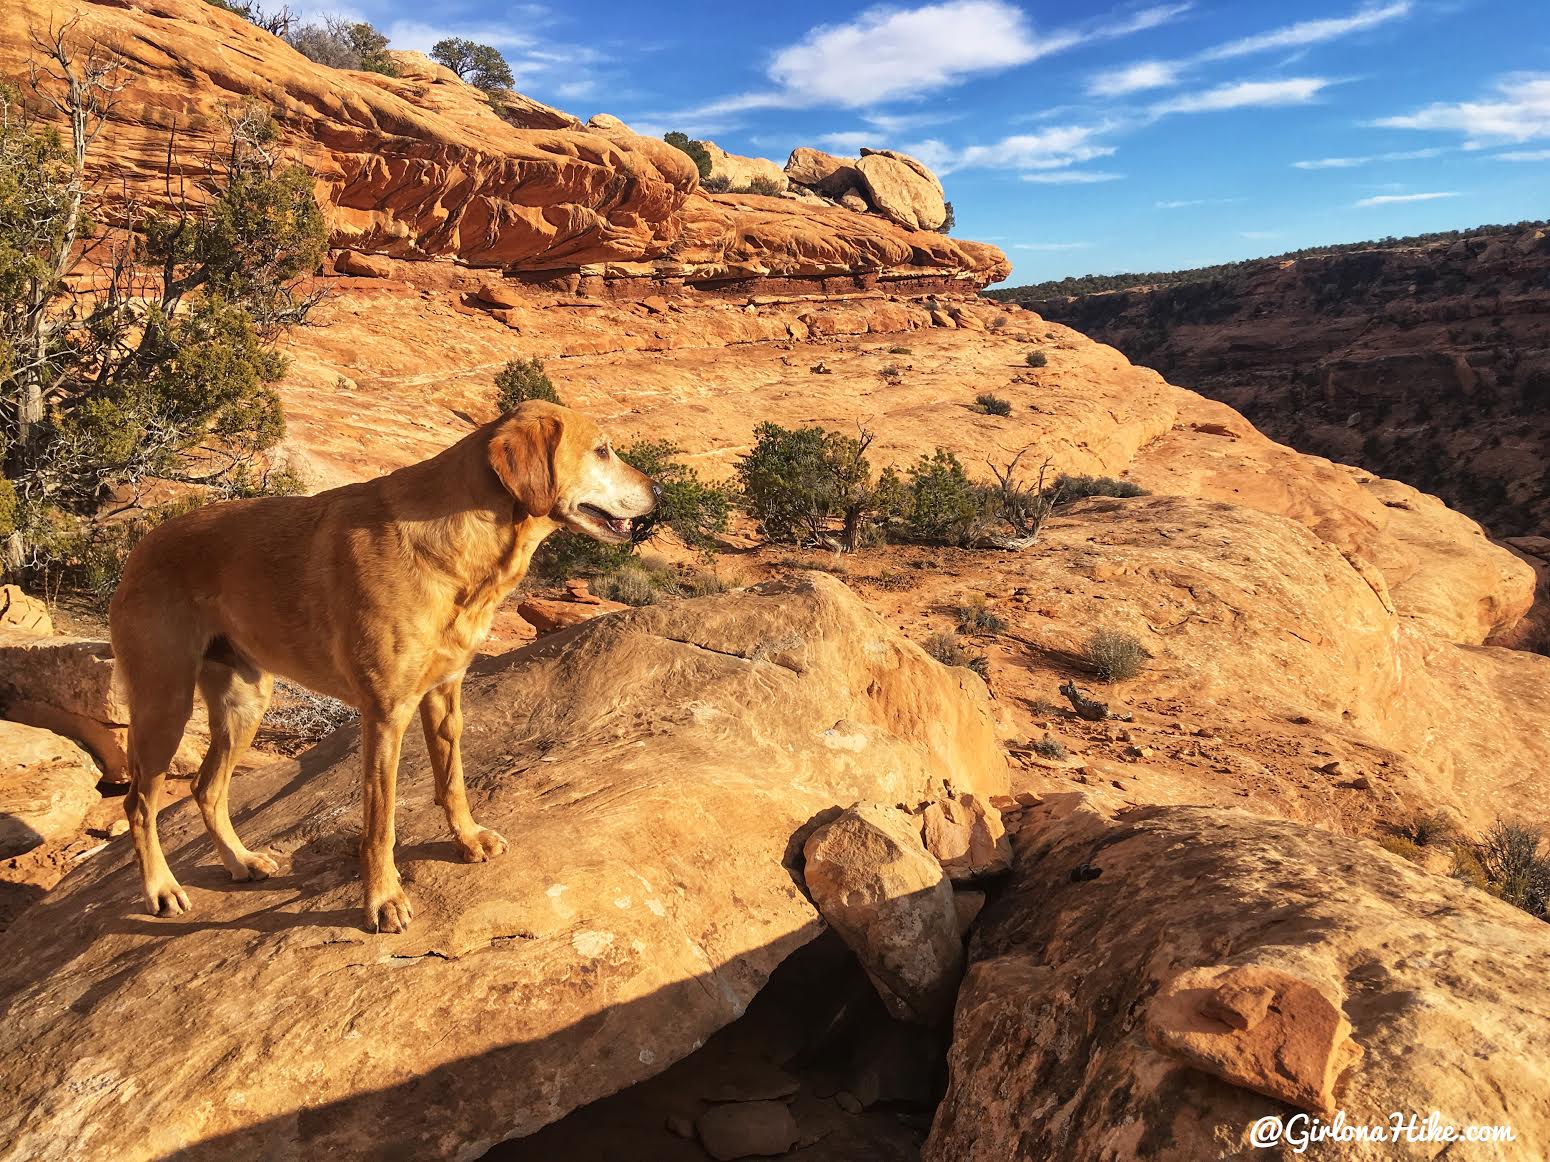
[0,585,51,635]
[0,720,101,857]
[0,633,206,780]
[695,1101,799,1160]
[802,802,964,1025]
[475,280,524,309]
[838,188,870,215]
[784,147,857,195]
[0,575,1006,1160]
[924,795,1550,1161]
[333,249,395,279]
[855,152,947,231]
[703,142,789,193]
[918,793,1010,881]
[515,584,631,635]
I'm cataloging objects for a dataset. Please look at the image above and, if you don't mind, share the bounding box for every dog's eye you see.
[595,445,610,461]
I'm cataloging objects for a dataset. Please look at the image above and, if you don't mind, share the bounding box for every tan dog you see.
[108,401,658,932]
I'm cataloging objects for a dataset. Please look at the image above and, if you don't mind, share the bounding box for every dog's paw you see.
[230,850,280,882]
[144,879,191,917]
[458,828,509,863]
[365,886,414,933]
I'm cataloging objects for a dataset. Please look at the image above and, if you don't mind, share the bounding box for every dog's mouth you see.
[575,503,656,544]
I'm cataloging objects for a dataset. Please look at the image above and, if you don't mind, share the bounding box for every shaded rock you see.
[838,187,870,214]
[0,586,51,636]
[0,721,100,857]
[919,793,1010,881]
[802,803,963,1025]
[0,575,1005,1160]
[855,152,947,231]
[476,281,524,309]
[924,795,1550,1161]
[696,1101,799,1160]
[951,889,985,936]
[333,249,394,278]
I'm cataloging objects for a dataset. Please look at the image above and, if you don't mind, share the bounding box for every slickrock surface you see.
[0,576,1006,1160]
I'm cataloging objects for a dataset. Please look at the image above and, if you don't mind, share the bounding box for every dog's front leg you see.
[420,679,509,863]
[360,702,416,932]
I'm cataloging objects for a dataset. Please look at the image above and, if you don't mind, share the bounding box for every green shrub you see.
[744,175,784,196]
[430,38,514,91]
[664,132,712,180]
[923,632,989,680]
[1031,734,1068,759]
[975,392,1012,417]
[737,422,893,551]
[614,439,732,553]
[1086,628,1148,682]
[1025,350,1048,368]
[495,357,562,410]
[1053,475,1148,502]
[1389,810,1458,848]
[700,174,731,193]
[893,449,993,547]
[953,599,1006,635]
[591,557,730,607]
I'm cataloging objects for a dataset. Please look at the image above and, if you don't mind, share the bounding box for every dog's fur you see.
[108,401,657,932]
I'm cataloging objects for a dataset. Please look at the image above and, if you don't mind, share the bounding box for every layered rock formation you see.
[0,576,1006,1160]
[926,794,1550,1160]
[0,0,1005,286]
[1002,224,1550,537]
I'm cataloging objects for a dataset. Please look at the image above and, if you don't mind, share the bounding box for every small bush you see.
[495,357,562,410]
[664,132,712,180]
[879,364,903,381]
[614,440,732,553]
[923,632,990,680]
[1480,819,1550,918]
[740,175,784,196]
[1025,351,1048,368]
[737,422,893,551]
[1377,835,1424,863]
[975,393,1012,417]
[894,449,992,548]
[953,599,1006,635]
[700,174,731,193]
[887,346,913,355]
[1032,734,1068,759]
[1086,629,1148,682]
[1389,810,1458,848]
[593,558,730,607]
[288,19,398,75]
[1027,696,1063,717]
[1054,475,1148,502]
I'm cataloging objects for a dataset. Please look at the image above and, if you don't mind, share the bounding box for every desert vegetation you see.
[663,131,712,181]
[1085,628,1149,681]
[429,37,515,91]
[0,32,325,602]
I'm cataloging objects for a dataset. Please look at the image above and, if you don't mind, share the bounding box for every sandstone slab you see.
[0,575,1005,1161]
[0,720,101,857]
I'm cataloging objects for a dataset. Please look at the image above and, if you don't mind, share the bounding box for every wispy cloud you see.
[1495,148,1550,161]
[657,0,1190,119]
[1292,147,1443,168]
[1374,74,1550,146]
[1155,196,1245,208]
[1013,242,1094,250]
[1152,77,1332,115]
[1020,170,1124,184]
[1354,191,1460,206]
[385,17,608,98]
[1086,2,1409,98]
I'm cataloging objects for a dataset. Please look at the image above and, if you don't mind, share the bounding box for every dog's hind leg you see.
[194,658,276,881]
[420,679,508,864]
[121,662,198,917]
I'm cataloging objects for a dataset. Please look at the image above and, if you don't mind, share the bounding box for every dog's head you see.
[487,400,659,544]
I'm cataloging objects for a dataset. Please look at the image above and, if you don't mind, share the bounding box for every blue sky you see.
[309,1,1548,285]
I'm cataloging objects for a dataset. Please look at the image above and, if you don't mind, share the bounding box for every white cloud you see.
[1013,242,1093,251]
[1496,148,1550,161]
[666,0,1188,118]
[1198,2,1409,61]
[1291,147,1442,169]
[1087,61,1181,97]
[1020,170,1124,184]
[1354,191,1460,206]
[1086,2,1409,98]
[945,124,1117,173]
[1152,77,1331,115]
[1375,74,1550,146]
[816,131,876,153]
[1155,196,1245,208]
[385,18,608,99]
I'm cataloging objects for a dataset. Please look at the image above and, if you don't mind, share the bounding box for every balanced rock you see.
[802,802,964,1025]
[924,795,1550,1161]
[0,720,100,857]
[0,575,1005,1160]
[855,151,947,231]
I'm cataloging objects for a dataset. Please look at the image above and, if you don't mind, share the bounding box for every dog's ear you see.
[488,413,562,517]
